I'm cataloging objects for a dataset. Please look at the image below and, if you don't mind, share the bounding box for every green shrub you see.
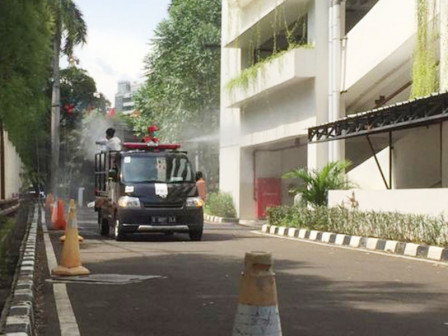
[205,191,237,218]
[282,160,354,207]
[266,205,448,247]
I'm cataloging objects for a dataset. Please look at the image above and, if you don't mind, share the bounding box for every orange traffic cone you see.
[232,252,282,336]
[45,193,54,213]
[53,199,67,230]
[52,200,89,276]
[60,199,84,243]
[50,201,59,230]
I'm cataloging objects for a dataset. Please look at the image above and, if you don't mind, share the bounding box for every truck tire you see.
[99,217,109,236]
[189,228,203,241]
[114,219,126,241]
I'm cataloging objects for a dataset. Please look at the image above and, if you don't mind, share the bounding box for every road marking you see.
[41,214,81,336]
[253,231,448,267]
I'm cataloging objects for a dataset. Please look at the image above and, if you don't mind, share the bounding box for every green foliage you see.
[411,0,438,98]
[282,160,354,207]
[60,66,106,129]
[0,0,53,166]
[134,0,221,140]
[266,205,448,247]
[58,66,110,199]
[48,0,87,58]
[204,192,237,218]
[132,0,221,192]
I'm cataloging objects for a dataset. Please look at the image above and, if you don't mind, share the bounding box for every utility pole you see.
[51,8,61,195]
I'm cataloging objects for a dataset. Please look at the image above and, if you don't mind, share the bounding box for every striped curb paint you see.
[261,225,448,263]
[2,206,38,336]
[204,214,239,224]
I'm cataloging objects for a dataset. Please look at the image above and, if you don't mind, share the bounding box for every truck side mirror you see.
[108,168,118,181]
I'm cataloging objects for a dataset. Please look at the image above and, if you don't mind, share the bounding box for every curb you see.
[1,205,38,336]
[261,224,448,263]
[204,214,239,224]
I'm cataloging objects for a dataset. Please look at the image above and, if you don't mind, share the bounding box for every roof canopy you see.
[308,92,448,143]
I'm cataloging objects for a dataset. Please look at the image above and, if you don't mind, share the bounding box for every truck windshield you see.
[122,155,193,183]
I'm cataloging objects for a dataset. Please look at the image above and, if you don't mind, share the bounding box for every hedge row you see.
[266,205,448,247]
[204,191,237,218]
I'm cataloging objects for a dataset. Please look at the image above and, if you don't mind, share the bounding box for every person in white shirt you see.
[96,127,122,151]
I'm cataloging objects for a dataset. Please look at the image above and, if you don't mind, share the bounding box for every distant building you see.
[114,81,141,115]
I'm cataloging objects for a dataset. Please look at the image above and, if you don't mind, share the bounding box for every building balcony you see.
[225,46,315,108]
[225,0,309,49]
[343,0,418,112]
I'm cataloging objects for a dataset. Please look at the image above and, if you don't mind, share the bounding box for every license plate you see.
[151,216,176,224]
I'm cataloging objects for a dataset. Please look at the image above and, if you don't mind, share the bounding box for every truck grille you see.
[143,202,183,209]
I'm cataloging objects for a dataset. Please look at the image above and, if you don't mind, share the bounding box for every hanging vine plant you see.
[411,0,438,98]
[225,3,312,92]
[225,43,313,91]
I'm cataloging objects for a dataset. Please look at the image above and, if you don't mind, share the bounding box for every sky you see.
[68,0,171,106]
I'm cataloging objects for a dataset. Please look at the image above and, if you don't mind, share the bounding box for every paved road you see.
[41,207,448,335]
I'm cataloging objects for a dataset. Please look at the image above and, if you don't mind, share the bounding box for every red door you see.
[256,178,281,219]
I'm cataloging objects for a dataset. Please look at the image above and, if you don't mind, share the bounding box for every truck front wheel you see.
[114,219,126,241]
[189,228,203,241]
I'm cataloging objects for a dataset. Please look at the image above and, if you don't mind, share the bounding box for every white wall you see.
[393,126,440,188]
[347,146,390,190]
[344,0,416,91]
[240,81,315,145]
[220,1,243,214]
[329,188,448,218]
[3,130,23,198]
[442,122,448,187]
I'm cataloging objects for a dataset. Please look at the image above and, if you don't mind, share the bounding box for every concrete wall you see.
[344,0,416,90]
[240,80,315,146]
[2,130,23,198]
[329,188,448,218]
[393,126,440,188]
[347,146,390,190]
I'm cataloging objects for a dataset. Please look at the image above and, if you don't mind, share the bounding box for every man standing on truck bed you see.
[96,127,122,151]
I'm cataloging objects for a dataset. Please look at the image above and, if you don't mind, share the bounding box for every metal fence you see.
[0,198,19,217]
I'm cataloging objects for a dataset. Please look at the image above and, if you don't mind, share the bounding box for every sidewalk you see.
[204,213,266,228]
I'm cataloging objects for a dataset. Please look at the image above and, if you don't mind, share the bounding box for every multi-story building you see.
[114,81,140,115]
[220,0,448,219]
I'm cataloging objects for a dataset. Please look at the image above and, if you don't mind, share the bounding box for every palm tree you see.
[49,0,87,194]
[282,160,354,208]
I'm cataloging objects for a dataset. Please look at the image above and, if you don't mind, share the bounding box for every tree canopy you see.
[133,0,221,189]
[60,66,109,129]
[134,0,221,140]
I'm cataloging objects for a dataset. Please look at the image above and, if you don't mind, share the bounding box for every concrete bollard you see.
[232,251,282,336]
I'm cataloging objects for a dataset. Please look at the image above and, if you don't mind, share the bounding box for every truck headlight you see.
[185,197,204,208]
[118,196,141,208]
